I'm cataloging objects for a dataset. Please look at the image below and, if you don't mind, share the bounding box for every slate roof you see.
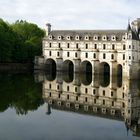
[44,29,139,41]
[44,30,126,41]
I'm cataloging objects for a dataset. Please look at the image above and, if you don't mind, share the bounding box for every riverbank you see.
[0,63,33,73]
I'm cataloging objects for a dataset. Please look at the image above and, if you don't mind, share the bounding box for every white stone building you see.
[35,18,140,79]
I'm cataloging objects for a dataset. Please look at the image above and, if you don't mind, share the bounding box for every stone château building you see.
[35,18,140,79]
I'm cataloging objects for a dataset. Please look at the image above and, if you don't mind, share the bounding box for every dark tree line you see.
[0,19,45,63]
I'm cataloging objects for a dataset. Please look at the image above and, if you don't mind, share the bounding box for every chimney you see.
[45,23,51,36]
[131,18,140,33]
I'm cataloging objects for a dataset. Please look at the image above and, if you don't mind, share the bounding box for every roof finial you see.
[127,17,131,31]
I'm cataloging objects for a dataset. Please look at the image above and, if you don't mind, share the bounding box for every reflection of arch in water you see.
[45,59,56,72]
[63,71,74,83]
[81,73,92,85]
[81,61,92,73]
[99,62,110,75]
[117,64,122,77]
[63,60,74,73]
[100,74,110,87]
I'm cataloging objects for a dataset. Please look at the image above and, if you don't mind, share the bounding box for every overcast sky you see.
[0,0,140,30]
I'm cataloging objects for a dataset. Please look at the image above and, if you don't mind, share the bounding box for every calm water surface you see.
[0,73,139,140]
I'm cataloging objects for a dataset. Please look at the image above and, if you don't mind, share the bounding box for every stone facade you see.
[35,18,140,79]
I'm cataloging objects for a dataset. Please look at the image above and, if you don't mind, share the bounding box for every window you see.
[85,53,88,58]
[93,89,96,95]
[49,51,51,56]
[49,92,51,97]
[93,53,96,58]
[58,36,62,40]
[67,43,70,48]
[57,85,59,90]
[111,54,114,59]
[86,44,88,49]
[94,99,96,104]
[76,43,78,49]
[112,101,114,106]
[123,44,126,50]
[103,100,105,105]
[112,44,115,50]
[67,52,69,57]
[133,45,135,49]
[49,43,51,48]
[58,94,60,98]
[123,54,125,60]
[67,86,69,91]
[94,44,97,49]
[129,56,131,60]
[103,90,105,96]
[75,52,77,57]
[75,87,77,92]
[57,52,59,57]
[85,97,87,102]
[67,95,69,100]
[103,53,106,59]
[122,92,124,98]
[49,84,51,89]
[129,45,131,49]
[76,96,78,101]
[85,88,88,93]
[111,91,113,96]
[67,36,70,40]
[103,44,106,49]
[58,43,61,48]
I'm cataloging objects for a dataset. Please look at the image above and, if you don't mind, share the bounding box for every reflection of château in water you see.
[35,72,140,137]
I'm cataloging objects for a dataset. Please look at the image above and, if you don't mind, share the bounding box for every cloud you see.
[0,0,140,30]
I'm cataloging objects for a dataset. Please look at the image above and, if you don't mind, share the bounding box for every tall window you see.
[49,43,51,48]
[58,43,61,48]
[103,44,106,49]
[123,44,126,50]
[103,53,106,59]
[123,54,125,60]
[49,51,51,56]
[75,52,77,57]
[57,52,59,57]
[103,90,105,96]
[85,88,88,93]
[111,54,114,59]
[76,43,78,49]
[67,52,69,57]
[67,43,70,48]
[85,97,87,102]
[93,53,96,58]
[86,44,88,49]
[94,44,97,49]
[85,53,88,58]
[67,86,69,91]
[93,89,96,95]
[112,44,115,50]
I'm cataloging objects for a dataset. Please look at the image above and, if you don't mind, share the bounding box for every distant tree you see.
[0,19,45,63]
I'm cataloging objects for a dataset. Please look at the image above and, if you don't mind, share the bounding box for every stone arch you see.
[63,72,74,83]
[81,73,92,85]
[81,61,92,73]
[45,58,56,72]
[63,60,74,73]
[99,62,110,75]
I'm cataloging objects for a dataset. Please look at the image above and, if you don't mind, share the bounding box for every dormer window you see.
[58,36,62,40]
[94,35,98,40]
[75,35,80,40]
[102,35,107,41]
[85,35,89,40]
[66,36,71,40]
[111,35,116,41]
[48,35,53,40]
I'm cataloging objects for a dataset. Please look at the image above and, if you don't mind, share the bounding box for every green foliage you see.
[0,19,45,63]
